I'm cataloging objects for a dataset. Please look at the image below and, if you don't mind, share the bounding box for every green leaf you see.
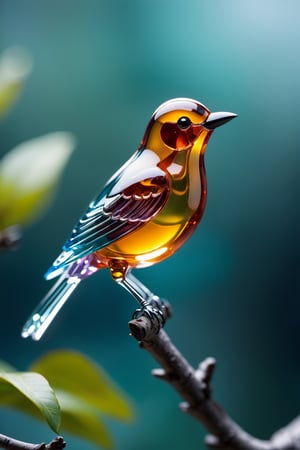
[0,371,61,433]
[30,350,134,422]
[0,47,32,118]
[0,132,75,230]
[55,390,113,449]
[0,359,16,372]
[30,350,134,448]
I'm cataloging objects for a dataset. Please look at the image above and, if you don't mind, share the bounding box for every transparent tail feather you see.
[21,272,80,341]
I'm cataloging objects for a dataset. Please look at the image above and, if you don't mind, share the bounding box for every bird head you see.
[140,98,237,153]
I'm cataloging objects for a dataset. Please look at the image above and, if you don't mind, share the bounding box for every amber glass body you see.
[96,112,212,269]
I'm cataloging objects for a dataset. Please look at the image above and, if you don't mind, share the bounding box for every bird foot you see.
[132,296,171,334]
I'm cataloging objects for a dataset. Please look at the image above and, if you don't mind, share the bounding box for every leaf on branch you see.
[54,390,114,449]
[0,47,32,118]
[0,359,16,372]
[30,350,134,449]
[0,370,61,433]
[0,132,76,230]
[30,350,134,421]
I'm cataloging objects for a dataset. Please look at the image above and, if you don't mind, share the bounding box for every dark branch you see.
[129,314,300,450]
[0,435,66,450]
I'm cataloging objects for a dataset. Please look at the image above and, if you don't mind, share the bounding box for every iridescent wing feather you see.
[45,149,170,279]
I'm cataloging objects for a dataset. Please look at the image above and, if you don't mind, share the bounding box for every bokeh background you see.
[1,1,299,449]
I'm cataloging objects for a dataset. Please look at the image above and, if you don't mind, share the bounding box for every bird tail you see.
[21,271,81,341]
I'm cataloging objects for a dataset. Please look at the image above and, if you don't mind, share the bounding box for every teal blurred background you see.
[1,1,299,449]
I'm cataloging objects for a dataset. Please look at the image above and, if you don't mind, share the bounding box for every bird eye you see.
[177,116,191,129]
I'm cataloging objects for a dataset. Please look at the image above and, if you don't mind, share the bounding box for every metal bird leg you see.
[109,260,169,333]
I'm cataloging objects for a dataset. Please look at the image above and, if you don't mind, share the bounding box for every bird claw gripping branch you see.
[22,98,237,341]
[132,296,170,332]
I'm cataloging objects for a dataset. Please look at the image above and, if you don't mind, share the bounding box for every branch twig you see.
[0,435,66,450]
[129,313,300,450]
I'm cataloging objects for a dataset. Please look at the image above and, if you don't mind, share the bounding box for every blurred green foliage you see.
[0,351,134,448]
[0,47,32,119]
[0,48,76,233]
[0,132,75,231]
[31,351,134,449]
[0,363,60,433]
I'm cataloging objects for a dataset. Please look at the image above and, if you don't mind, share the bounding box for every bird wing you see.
[45,149,170,279]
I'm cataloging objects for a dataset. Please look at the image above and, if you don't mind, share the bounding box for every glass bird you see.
[22,98,236,340]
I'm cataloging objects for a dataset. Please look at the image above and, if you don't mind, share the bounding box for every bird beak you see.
[203,111,237,130]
